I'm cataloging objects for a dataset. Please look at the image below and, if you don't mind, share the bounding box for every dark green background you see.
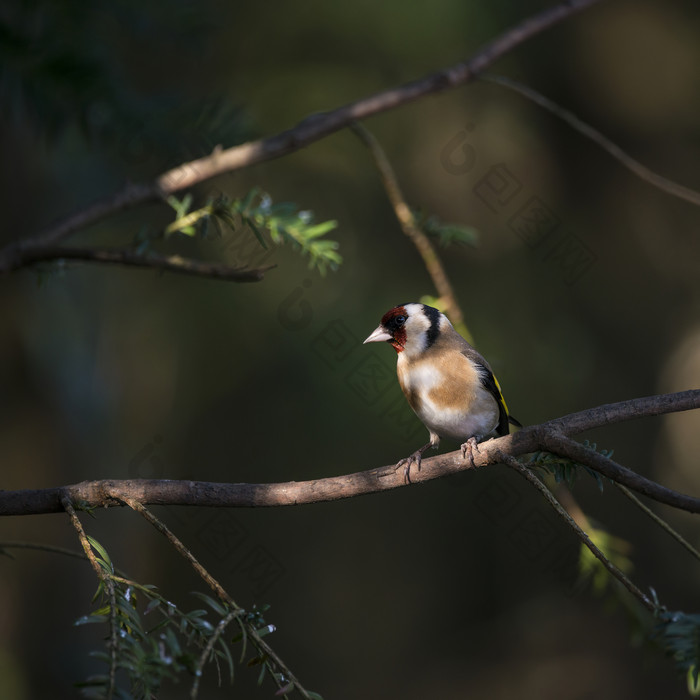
[2,0,700,697]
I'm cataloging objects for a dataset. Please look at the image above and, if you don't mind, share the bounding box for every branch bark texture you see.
[2,390,698,517]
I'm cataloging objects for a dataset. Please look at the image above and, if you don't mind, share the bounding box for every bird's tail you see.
[508,415,523,429]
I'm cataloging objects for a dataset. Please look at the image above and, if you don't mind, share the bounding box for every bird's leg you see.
[461,436,483,468]
[396,442,432,484]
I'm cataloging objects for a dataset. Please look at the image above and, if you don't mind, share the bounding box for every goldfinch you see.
[364,303,521,480]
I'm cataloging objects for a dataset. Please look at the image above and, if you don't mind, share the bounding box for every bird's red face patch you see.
[381,306,408,353]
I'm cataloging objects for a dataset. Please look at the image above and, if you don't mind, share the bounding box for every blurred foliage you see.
[578,526,633,597]
[0,0,248,158]
[413,209,479,249]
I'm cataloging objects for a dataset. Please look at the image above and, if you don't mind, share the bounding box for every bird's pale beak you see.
[363,325,393,344]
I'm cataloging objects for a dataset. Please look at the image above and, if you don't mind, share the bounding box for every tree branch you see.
[0,0,604,273]
[1,245,273,282]
[2,390,698,517]
[540,431,700,513]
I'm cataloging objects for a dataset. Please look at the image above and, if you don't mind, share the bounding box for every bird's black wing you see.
[474,362,510,437]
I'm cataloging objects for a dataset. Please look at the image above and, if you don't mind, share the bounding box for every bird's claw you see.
[461,437,481,468]
[395,451,423,484]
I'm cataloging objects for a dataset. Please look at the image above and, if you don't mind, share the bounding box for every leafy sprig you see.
[652,594,700,697]
[73,537,307,700]
[161,189,341,274]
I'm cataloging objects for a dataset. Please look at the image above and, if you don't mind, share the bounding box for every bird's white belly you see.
[401,362,499,441]
[417,399,497,441]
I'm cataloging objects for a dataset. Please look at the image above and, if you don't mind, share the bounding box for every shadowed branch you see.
[0,0,604,276]
[2,390,698,517]
[1,245,274,282]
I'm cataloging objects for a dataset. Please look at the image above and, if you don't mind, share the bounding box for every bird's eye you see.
[395,315,406,325]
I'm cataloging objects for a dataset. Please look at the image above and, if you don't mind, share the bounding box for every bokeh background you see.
[2,0,700,697]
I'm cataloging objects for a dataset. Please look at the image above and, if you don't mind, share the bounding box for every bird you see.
[363,302,521,481]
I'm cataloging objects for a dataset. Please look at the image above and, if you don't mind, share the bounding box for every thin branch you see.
[122,497,235,605]
[62,495,118,700]
[615,483,700,565]
[190,607,242,700]
[3,245,273,282]
[121,497,313,699]
[3,390,698,517]
[481,74,700,208]
[0,0,603,271]
[0,540,91,562]
[497,451,654,611]
[351,122,470,339]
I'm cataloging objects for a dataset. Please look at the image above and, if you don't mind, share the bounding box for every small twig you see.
[481,74,700,208]
[122,497,234,604]
[615,482,700,564]
[351,123,470,338]
[62,495,118,700]
[0,540,132,578]
[0,540,91,562]
[190,607,242,700]
[497,452,654,612]
[121,497,314,699]
[5,245,273,282]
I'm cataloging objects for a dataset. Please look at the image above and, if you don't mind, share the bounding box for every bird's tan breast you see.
[397,345,499,440]
[397,350,480,409]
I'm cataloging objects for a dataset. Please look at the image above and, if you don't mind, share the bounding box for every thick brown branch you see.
[1,245,273,282]
[0,0,603,271]
[1,390,698,517]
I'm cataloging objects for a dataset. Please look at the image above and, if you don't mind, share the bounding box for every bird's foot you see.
[395,452,421,484]
[395,443,431,483]
[460,436,482,468]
